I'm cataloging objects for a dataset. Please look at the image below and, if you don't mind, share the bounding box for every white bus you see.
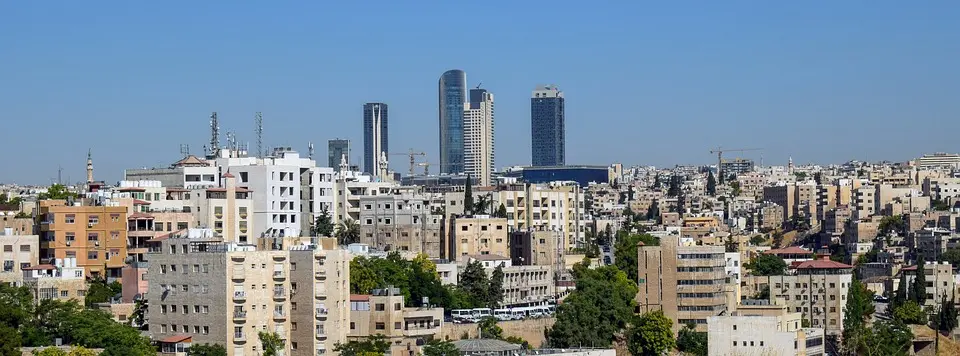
[494,309,513,321]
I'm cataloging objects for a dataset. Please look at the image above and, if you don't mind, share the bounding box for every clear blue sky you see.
[3,1,959,184]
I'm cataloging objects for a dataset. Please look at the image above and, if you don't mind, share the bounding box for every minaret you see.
[86,149,94,183]
[788,156,794,175]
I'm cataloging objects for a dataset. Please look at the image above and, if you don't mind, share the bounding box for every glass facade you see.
[363,103,388,175]
[327,139,350,172]
[531,85,565,167]
[438,70,466,174]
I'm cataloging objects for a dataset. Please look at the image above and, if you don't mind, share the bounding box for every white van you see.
[472,308,493,320]
[494,309,513,321]
[451,309,472,323]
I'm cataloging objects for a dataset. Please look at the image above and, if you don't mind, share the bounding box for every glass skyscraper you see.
[363,103,388,175]
[327,138,350,172]
[438,69,466,175]
[531,85,565,167]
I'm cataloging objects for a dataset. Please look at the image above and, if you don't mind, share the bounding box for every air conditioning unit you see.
[88,223,94,228]
[94,241,100,247]
[66,241,72,246]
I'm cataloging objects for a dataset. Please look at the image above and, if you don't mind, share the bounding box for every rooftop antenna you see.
[179,144,190,157]
[476,82,482,89]
[308,142,315,160]
[207,112,220,159]
[255,112,263,158]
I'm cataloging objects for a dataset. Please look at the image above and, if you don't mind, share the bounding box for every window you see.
[87,233,98,241]
[394,303,401,311]
[88,215,99,225]
[87,251,98,260]
[19,245,30,252]
[375,322,385,330]
[203,306,209,314]
[60,290,68,297]
[375,303,385,311]
[394,322,401,329]
[65,232,75,241]
[350,322,356,330]
[65,214,75,224]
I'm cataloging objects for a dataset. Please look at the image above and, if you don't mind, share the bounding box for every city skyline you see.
[3,2,960,184]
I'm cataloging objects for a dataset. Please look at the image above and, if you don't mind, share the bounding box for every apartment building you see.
[22,257,86,304]
[189,175,255,244]
[447,216,510,260]
[349,287,443,356]
[708,300,825,356]
[38,200,128,279]
[509,229,562,267]
[899,262,955,308]
[146,230,350,356]
[125,155,220,189]
[637,235,731,332]
[335,176,400,223]
[0,215,33,235]
[489,183,586,250]
[923,177,960,201]
[216,148,335,238]
[758,202,784,231]
[0,230,39,284]
[736,172,767,200]
[463,255,555,307]
[763,182,817,223]
[463,88,495,187]
[743,257,853,337]
[357,187,444,257]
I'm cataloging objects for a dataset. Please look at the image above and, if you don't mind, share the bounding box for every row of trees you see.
[350,252,504,310]
[0,284,154,356]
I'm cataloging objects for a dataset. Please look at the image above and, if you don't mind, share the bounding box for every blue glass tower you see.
[363,103,388,175]
[439,70,466,174]
[531,85,565,166]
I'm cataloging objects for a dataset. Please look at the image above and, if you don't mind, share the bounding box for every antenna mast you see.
[180,144,190,157]
[308,142,315,160]
[255,112,263,158]
[208,112,220,159]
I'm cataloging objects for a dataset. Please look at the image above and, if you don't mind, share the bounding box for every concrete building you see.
[38,200,129,279]
[22,257,86,304]
[439,69,467,175]
[328,139,351,173]
[334,175,400,224]
[188,174,255,244]
[0,230,39,285]
[357,186,444,257]
[216,148,335,238]
[488,183,586,251]
[708,300,825,356]
[463,88,495,187]
[720,158,755,176]
[349,287,443,356]
[531,85,565,167]
[637,235,731,332]
[146,231,350,356]
[916,152,960,169]
[744,257,853,337]
[462,255,555,307]
[125,155,220,189]
[363,103,389,177]
[447,216,510,259]
[509,229,562,267]
[923,177,960,201]
[900,262,955,308]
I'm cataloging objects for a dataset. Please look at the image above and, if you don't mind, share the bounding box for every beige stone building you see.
[146,231,350,356]
[0,232,39,284]
[487,183,586,251]
[708,299,825,356]
[358,187,444,257]
[898,262,955,308]
[22,257,86,304]
[508,229,562,267]
[39,200,129,279]
[637,235,731,333]
[349,287,443,356]
[447,216,510,259]
[0,215,33,236]
[463,255,556,307]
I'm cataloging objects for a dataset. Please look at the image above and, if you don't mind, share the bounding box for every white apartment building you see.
[216,148,335,238]
[463,89,495,187]
[334,174,400,224]
[125,155,221,189]
[708,301,825,356]
[0,230,39,285]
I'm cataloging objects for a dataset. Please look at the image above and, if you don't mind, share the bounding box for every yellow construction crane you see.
[389,149,426,176]
[709,147,762,179]
[416,162,440,176]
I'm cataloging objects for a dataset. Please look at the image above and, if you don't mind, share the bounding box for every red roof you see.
[133,199,151,205]
[350,294,370,302]
[795,257,853,270]
[902,265,920,271]
[147,230,182,242]
[117,187,146,192]
[159,334,193,343]
[764,246,814,255]
[128,212,154,220]
[23,264,56,270]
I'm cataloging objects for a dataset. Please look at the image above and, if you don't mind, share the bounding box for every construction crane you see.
[709,147,763,180]
[388,149,426,176]
[416,162,441,176]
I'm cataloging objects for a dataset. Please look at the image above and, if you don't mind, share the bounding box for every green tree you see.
[473,194,490,215]
[842,278,876,354]
[503,336,531,349]
[421,338,459,356]
[755,285,770,300]
[645,200,660,221]
[187,343,227,356]
[743,254,787,276]
[859,320,913,356]
[488,265,504,308]
[334,335,391,356]
[749,234,766,246]
[494,203,508,219]
[258,332,284,356]
[128,298,147,329]
[464,174,474,216]
[706,171,717,196]
[891,300,927,324]
[459,260,490,306]
[667,176,681,197]
[32,347,68,356]
[878,215,905,237]
[479,317,504,339]
[771,230,784,248]
[84,278,121,307]
[676,322,708,356]
[910,255,927,305]
[724,236,738,252]
[38,184,76,200]
[350,256,379,294]
[335,219,360,245]
[614,232,658,283]
[937,293,958,335]
[0,325,21,356]
[312,207,335,237]
[939,248,960,267]
[730,181,742,197]
[628,310,675,356]
[547,264,638,348]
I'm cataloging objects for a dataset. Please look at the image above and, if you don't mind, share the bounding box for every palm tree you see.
[474,194,490,215]
[335,219,360,245]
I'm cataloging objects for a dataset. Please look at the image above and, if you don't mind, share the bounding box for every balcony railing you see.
[273,311,286,320]
[315,308,328,318]
[315,329,326,339]
[273,289,286,299]
[273,270,285,279]
[234,332,245,341]
[234,291,246,300]
[233,311,247,320]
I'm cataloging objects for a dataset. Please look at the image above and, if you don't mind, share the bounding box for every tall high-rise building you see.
[363,103,388,176]
[439,70,466,175]
[328,139,350,172]
[464,88,495,186]
[531,85,565,167]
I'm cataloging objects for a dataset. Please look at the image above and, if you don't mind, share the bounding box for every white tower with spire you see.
[86,149,94,184]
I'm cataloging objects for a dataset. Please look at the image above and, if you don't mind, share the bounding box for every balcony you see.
[231,255,245,262]
[233,291,246,301]
[273,311,287,320]
[273,289,286,300]
[233,311,247,321]
[234,332,246,342]
[315,329,326,339]
[315,308,328,319]
[315,271,326,280]
[315,291,327,300]
[272,270,285,280]
[272,255,286,261]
